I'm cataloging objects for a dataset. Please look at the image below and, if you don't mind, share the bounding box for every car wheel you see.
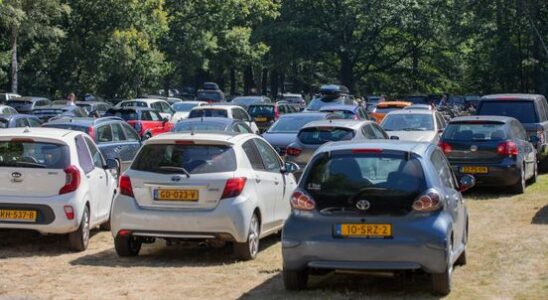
[68,205,90,252]
[283,268,308,291]
[114,235,142,257]
[431,246,453,296]
[233,213,260,261]
[529,161,538,184]
[510,165,526,194]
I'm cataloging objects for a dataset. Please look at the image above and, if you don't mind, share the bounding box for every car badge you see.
[470,145,478,152]
[356,200,371,211]
[171,176,182,182]
[11,172,23,182]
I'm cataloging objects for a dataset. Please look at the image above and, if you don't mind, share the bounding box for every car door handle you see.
[255,176,261,183]
[274,179,280,185]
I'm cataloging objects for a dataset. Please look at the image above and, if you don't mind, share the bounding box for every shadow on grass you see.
[463,187,515,200]
[239,271,441,300]
[532,204,548,224]
[70,234,280,268]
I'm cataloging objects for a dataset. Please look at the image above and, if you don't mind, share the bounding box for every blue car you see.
[282,140,475,296]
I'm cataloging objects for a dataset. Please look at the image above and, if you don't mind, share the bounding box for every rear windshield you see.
[0,141,70,169]
[7,100,31,105]
[105,110,138,121]
[248,106,274,117]
[442,123,507,141]
[120,101,147,108]
[132,144,236,174]
[268,115,325,133]
[382,114,434,131]
[321,110,355,119]
[307,97,344,111]
[375,107,402,114]
[43,124,88,133]
[197,91,222,101]
[282,96,303,103]
[173,122,226,132]
[188,109,228,118]
[477,101,538,123]
[303,152,425,210]
[298,127,355,144]
[173,102,199,112]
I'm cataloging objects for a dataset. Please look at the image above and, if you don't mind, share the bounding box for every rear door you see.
[83,136,111,222]
[95,124,117,161]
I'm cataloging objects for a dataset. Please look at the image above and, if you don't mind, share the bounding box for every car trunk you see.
[0,168,66,197]
[443,140,503,164]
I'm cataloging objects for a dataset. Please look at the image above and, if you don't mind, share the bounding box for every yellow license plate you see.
[461,166,488,174]
[0,210,37,222]
[154,189,199,201]
[336,224,392,238]
[255,117,267,122]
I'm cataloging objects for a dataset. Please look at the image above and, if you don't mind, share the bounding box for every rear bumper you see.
[110,194,255,243]
[450,163,520,186]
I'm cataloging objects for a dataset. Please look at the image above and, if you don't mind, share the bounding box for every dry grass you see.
[0,176,547,300]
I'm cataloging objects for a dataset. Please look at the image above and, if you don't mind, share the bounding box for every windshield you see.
[307,97,344,111]
[248,106,274,117]
[0,141,70,169]
[105,110,139,121]
[442,123,507,141]
[173,122,227,132]
[477,101,538,123]
[173,102,199,112]
[298,127,355,144]
[7,100,31,105]
[382,114,434,131]
[188,109,228,118]
[268,115,325,133]
[120,101,147,108]
[132,144,236,174]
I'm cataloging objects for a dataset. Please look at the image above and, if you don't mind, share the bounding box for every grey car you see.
[380,109,447,144]
[282,140,475,296]
[6,97,51,114]
[261,112,331,156]
[172,117,254,134]
[286,119,388,168]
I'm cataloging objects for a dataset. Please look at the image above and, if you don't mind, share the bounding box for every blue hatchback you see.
[282,140,475,296]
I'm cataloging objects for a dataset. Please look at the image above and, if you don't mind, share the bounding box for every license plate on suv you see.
[154,189,199,201]
[334,224,392,238]
[0,210,37,222]
[255,117,267,122]
[461,166,488,174]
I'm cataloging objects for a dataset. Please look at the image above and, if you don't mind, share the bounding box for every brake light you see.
[412,189,442,212]
[438,141,452,154]
[497,141,518,156]
[352,148,383,154]
[290,190,315,211]
[274,105,280,120]
[63,205,74,220]
[175,140,195,145]
[10,138,35,142]
[119,175,134,197]
[221,177,246,199]
[134,122,142,133]
[59,166,81,195]
[117,229,131,237]
[87,127,95,139]
[286,146,302,156]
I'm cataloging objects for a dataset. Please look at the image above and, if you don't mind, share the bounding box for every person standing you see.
[67,93,76,105]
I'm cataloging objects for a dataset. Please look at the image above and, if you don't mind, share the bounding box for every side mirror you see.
[141,134,150,142]
[529,135,540,144]
[104,158,119,171]
[438,128,444,133]
[282,161,300,174]
[390,136,400,140]
[458,174,476,192]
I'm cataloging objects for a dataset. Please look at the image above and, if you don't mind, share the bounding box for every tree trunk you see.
[261,68,268,96]
[339,51,355,93]
[10,27,18,94]
[280,71,285,94]
[243,66,254,95]
[230,68,236,95]
[270,69,279,100]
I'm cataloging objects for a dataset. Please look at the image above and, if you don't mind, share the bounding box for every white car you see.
[380,109,447,143]
[111,132,299,260]
[116,98,175,121]
[171,101,208,122]
[188,104,260,133]
[0,128,118,251]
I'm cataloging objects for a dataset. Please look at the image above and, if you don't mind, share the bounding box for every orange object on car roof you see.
[370,101,412,124]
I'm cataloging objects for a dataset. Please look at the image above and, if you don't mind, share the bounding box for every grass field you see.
[0,176,547,299]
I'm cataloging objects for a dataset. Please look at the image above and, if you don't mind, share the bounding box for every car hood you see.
[388,130,438,143]
[262,132,298,148]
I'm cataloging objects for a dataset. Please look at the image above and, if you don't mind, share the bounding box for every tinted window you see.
[111,123,126,141]
[268,115,326,133]
[105,110,139,121]
[84,137,104,168]
[189,109,228,118]
[121,101,147,108]
[173,121,227,132]
[431,150,455,189]
[96,125,113,143]
[0,119,9,128]
[242,140,265,170]
[248,105,274,117]
[15,118,28,127]
[28,118,41,127]
[254,139,281,172]
[298,127,355,144]
[0,141,70,169]
[382,114,434,131]
[443,122,508,141]
[477,101,538,123]
[122,123,139,141]
[132,144,236,174]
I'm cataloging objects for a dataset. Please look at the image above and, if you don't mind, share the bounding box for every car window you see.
[188,109,228,118]
[150,111,162,121]
[76,135,94,173]
[242,140,265,170]
[161,102,172,113]
[236,123,252,133]
[511,121,527,140]
[477,101,538,123]
[371,124,388,139]
[298,127,355,144]
[231,108,242,120]
[537,100,548,122]
[253,139,281,172]
[28,118,41,127]
[0,140,70,169]
[111,123,126,141]
[443,122,508,141]
[84,136,104,168]
[15,118,28,127]
[382,114,434,131]
[361,125,377,139]
[96,125,113,143]
[122,123,140,141]
[150,102,161,111]
[431,150,456,189]
[140,111,152,121]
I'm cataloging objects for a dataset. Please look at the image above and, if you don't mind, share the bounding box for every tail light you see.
[221,177,246,199]
[438,141,452,154]
[286,146,302,156]
[63,205,74,220]
[274,106,280,120]
[290,190,315,211]
[497,141,518,156]
[59,166,81,195]
[134,122,142,133]
[119,175,134,197]
[87,127,95,139]
[412,189,442,212]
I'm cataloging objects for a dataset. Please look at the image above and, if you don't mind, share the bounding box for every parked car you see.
[0,105,18,115]
[188,104,260,134]
[0,127,118,251]
[111,132,299,260]
[282,140,474,296]
[6,97,51,114]
[407,104,433,110]
[286,119,388,169]
[248,103,294,133]
[43,117,141,173]
[381,109,446,143]
[142,95,183,105]
[464,95,481,108]
[116,99,174,121]
[476,94,548,171]
[0,114,41,128]
[104,108,173,140]
[75,101,112,117]
[262,112,331,156]
[404,95,433,107]
[172,117,253,134]
[231,96,271,109]
[171,101,208,122]
[32,105,88,123]
[365,95,384,113]
[370,101,412,123]
[319,104,370,120]
[196,89,225,103]
[439,116,537,193]
[306,85,356,111]
[0,93,21,103]
[280,93,306,111]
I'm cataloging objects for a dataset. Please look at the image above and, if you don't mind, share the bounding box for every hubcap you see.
[248,215,259,257]
[82,209,90,245]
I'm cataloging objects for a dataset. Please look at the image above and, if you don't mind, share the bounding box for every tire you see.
[233,213,260,261]
[99,218,111,231]
[283,268,308,291]
[455,249,467,266]
[114,235,142,257]
[510,165,526,194]
[68,205,90,252]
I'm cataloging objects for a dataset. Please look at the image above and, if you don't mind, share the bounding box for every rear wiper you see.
[320,207,359,215]
[14,161,46,168]
[157,166,191,178]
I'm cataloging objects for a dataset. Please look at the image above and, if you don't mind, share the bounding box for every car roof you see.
[196,104,241,109]
[481,94,545,101]
[282,93,302,97]
[319,104,359,111]
[449,115,515,123]
[0,127,81,140]
[75,101,108,105]
[318,140,432,155]
[176,117,236,125]
[35,105,74,110]
[279,112,329,119]
[385,109,434,116]
[146,131,255,145]
[175,101,207,105]
[44,116,123,127]
[302,119,374,129]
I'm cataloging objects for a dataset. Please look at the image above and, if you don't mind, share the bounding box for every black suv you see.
[476,94,548,170]
[43,117,141,173]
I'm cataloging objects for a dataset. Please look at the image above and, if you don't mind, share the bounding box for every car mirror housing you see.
[104,158,119,171]
[458,174,476,192]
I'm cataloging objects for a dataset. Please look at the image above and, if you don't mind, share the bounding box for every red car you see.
[105,108,173,139]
